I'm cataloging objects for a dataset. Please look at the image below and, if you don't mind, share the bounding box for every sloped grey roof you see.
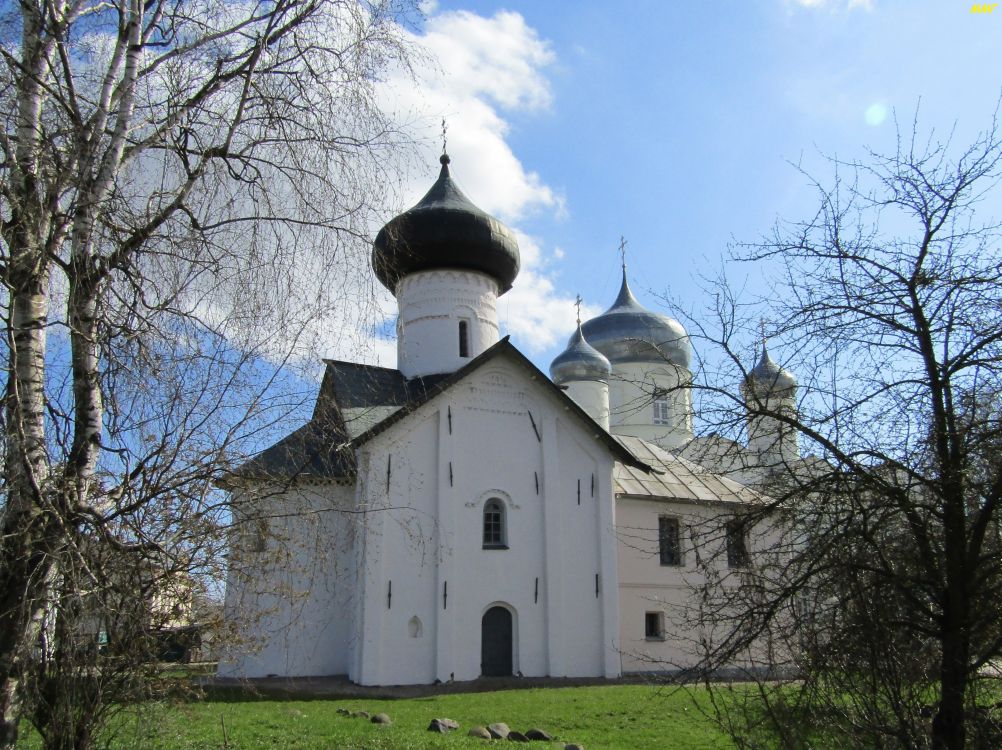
[229,363,447,483]
[346,338,651,473]
[229,339,652,484]
[232,418,355,481]
[614,435,761,505]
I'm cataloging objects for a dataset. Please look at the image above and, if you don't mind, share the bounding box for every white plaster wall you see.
[218,484,356,678]
[608,361,693,449]
[555,422,616,677]
[615,497,708,672]
[615,496,783,673]
[351,412,440,685]
[564,379,610,430]
[396,270,500,378]
[351,356,621,685]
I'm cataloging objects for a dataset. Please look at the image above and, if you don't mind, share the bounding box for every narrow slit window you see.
[459,320,470,358]
[726,519,751,568]
[658,516,682,566]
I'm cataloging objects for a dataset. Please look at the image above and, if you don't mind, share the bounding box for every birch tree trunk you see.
[0,0,416,746]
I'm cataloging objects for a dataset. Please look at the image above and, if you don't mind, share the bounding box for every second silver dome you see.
[551,324,611,384]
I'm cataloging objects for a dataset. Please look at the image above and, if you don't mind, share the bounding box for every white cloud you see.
[378,9,562,223]
[499,233,602,355]
[351,8,578,361]
[421,10,554,112]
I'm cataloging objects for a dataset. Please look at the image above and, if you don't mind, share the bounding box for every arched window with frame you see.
[482,499,507,549]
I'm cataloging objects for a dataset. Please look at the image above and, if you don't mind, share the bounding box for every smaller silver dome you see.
[580,270,691,368]
[745,344,797,393]
[551,324,611,384]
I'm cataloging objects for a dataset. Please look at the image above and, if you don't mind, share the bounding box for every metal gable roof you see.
[613,435,762,505]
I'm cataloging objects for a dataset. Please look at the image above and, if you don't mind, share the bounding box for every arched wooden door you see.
[481,606,513,676]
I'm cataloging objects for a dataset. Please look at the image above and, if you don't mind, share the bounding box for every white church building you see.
[218,153,797,685]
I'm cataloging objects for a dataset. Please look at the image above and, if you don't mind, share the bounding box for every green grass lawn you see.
[42,684,735,750]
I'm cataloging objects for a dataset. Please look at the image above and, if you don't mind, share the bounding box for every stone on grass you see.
[468,726,492,739]
[350,710,369,719]
[428,718,460,733]
[564,744,584,750]
[525,728,553,741]
[488,722,511,739]
[507,730,529,742]
[371,713,392,725]
[335,708,350,716]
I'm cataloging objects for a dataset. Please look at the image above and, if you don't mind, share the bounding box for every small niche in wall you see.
[408,615,423,638]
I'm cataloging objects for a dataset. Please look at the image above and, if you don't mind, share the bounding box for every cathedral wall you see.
[615,496,783,674]
[352,412,440,685]
[608,361,693,449]
[553,423,616,677]
[218,483,357,678]
[396,270,500,378]
[351,356,621,685]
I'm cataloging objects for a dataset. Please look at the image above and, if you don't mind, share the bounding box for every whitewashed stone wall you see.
[563,378,610,430]
[396,270,500,378]
[218,484,357,678]
[349,357,622,685]
[608,361,693,449]
[615,496,781,674]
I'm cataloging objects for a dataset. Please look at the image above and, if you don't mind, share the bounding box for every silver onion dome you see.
[550,323,611,384]
[580,270,691,368]
[745,344,797,393]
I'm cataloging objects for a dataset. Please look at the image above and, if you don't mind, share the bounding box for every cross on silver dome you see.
[550,296,611,384]
[579,256,691,369]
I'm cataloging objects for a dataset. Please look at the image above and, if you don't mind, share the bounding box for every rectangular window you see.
[659,516,682,566]
[726,519,750,568]
[653,397,670,425]
[645,611,665,640]
[459,320,470,358]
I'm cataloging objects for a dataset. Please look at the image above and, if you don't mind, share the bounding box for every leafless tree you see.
[677,109,1002,750]
[0,1,419,747]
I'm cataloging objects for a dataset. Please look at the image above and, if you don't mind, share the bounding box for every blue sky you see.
[363,0,1001,373]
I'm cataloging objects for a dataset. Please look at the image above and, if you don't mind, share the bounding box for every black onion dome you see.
[745,344,797,392]
[372,154,520,295]
[550,323,611,384]
[581,270,691,368]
